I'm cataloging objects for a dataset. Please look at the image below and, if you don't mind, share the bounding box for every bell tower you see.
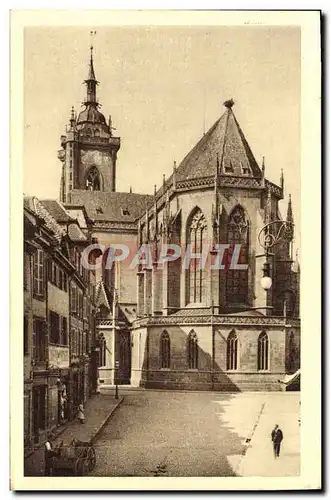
[58,42,120,203]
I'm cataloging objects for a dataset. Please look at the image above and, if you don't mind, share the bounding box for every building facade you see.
[23,197,98,447]
[52,47,300,392]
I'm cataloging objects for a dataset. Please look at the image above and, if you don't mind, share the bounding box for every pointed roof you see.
[175,101,262,182]
[286,194,294,224]
[86,46,97,82]
[95,280,111,311]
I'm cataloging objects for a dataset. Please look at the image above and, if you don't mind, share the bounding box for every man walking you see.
[271,424,283,458]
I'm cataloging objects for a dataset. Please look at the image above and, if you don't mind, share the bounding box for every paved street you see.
[92,389,300,477]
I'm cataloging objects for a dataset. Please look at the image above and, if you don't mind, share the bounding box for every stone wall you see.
[132,322,291,391]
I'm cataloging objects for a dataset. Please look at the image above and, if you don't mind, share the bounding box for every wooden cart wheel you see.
[87,447,96,471]
[74,458,83,476]
[81,458,89,476]
[76,446,85,458]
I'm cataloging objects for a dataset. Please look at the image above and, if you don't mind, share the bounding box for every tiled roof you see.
[119,305,137,324]
[95,280,111,310]
[170,308,212,317]
[40,199,87,242]
[174,105,262,182]
[24,196,65,242]
[67,223,87,242]
[69,191,153,222]
[40,199,75,223]
[170,308,264,318]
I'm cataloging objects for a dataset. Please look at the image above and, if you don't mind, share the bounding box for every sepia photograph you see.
[10,10,321,491]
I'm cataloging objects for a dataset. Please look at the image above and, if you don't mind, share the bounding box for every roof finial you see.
[285,194,294,243]
[90,30,96,56]
[223,98,235,109]
[84,31,97,104]
[70,106,75,128]
[173,161,177,190]
[154,184,157,196]
[280,168,284,189]
[129,186,132,194]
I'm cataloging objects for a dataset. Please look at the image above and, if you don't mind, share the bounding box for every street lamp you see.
[114,360,119,400]
[261,261,272,291]
[258,220,295,294]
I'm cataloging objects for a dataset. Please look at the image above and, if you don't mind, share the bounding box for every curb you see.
[24,396,124,461]
[234,402,266,476]
[90,397,124,445]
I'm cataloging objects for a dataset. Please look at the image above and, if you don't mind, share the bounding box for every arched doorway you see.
[118,331,131,385]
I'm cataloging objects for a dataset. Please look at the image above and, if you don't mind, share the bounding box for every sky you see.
[24,25,301,249]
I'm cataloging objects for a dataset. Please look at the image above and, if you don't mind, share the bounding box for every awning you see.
[279,369,301,386]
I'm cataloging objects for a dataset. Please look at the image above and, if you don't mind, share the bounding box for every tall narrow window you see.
[49,311,60,344]
[187,330,198,369]
[71,329,76,356]
[61,317,68,346]
[24,316,28,355]
[24,255,29,290]
[227,330,238,370]
[32,318,45,362]
[99,335,106,367]
[226,206,249,304]
[258,332,269,370]
[160,331,170,369]
[71,284,77,315]
[86,166,101,191]
[187,209,207,304]
[33,249,44,297]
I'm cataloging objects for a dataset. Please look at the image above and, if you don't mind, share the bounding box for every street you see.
[92,389,283,477]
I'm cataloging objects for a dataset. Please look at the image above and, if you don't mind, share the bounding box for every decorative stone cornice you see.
[265,179,284,199]
[92,221,138,232]
[132,314,300,328]
[219,175,262,190]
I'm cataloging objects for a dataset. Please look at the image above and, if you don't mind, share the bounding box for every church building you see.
[58,46,300,392]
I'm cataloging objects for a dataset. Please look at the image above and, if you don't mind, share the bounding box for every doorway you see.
[118,331,131,385]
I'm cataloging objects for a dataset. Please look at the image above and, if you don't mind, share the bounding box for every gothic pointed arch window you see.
[99,334,106,367]
[187,330,198,369]
[226,205,249,305]
[258,331,269,370]
[187,208,207,304]
[160,330,170,369]
[86,166,101,191]
[227,330,238,370]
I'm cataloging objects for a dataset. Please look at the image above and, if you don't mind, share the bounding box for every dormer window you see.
[224,159,234,173]
[96,207,103,214]
[121,208,130,216]
[241,162,250,175]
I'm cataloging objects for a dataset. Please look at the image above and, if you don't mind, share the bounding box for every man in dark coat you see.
[44,437,54,476]
[271,424,283,458]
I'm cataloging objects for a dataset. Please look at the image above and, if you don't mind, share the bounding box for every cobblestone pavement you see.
[24,393,122,476]
[92,389,300,477]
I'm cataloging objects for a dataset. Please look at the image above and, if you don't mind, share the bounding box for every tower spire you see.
[84,31,98,105]
[69,106,75,129]
[285,194,295,259]
[286,194,294,226]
